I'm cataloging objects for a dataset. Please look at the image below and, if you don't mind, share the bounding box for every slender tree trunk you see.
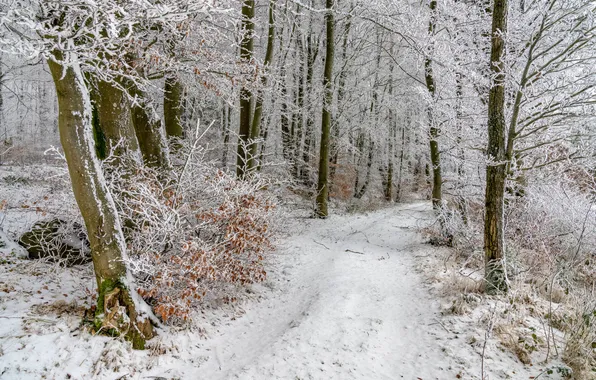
[163,76,185,141]
[353,132,364,195]
[425,0,442,210]
[279,4,294,164]
[301,10,320,186]
[315,0,335,217]
[330,4,353,184]
[385,118,395,202]
[395,122,406,202]
[280,70,292,161]
[236,0,256,178]
[484,0,509,295]
[292,32,305,180]
[248,0,276,172]
[222,103,231,168]
[455,72,468,224]
[354,138,374,199]
[48,52,154,349]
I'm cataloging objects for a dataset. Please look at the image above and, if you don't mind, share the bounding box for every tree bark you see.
[128,82,172,171]
[301,9,320,186]
[48,51,154,349]
[163,76,185,142]
[292,31,306,180]
[89,78,141,166]
[248,0,276,173]
[222,103,231,168]
[484,0,509,295]
[425,0,442,210]
[330,4,353,184]
[236,0,256,179]
[315,0,335,217]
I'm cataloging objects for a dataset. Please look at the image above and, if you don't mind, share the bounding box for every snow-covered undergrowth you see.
[103,150,278,323]
[425,180,596,379]
[0,188,573,379]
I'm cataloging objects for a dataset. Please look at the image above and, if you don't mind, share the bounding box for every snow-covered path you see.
[2,201,566,379]
[195,202,456,380]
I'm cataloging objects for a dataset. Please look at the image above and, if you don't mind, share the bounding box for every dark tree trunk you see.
[315,0,335,217]
[163,77,185,142]
[354,138,374,199]
[236,0,256,178]
[484,0,509,294]
[330,4,353,184]
[248,0,276,172]
[222,103,231,168]
[425,0,442,210]
[128,82,171,171]
[395,123,406,202]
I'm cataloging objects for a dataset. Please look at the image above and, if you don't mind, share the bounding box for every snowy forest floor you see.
[0,173,571,379]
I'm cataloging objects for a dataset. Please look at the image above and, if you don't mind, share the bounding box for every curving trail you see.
[196,202,456,380]
[0,201,564,379]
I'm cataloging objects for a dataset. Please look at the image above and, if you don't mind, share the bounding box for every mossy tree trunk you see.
[48,51,155,349]
[236,0,256,179]
[128,82,172,171]
[89,78,142,166]
[484,0,509,295]
[315,0,335,218]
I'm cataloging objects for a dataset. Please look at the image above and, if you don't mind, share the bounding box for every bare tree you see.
[484,0,509,294]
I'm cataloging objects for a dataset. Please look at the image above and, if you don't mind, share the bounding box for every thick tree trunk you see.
[315,0,335,217]
[236,0,255,179]
[128,82,171,171]
[484,0,509,294]
[248,0,276,173]
[425,0,442,210]
[163,76,185,142]
[48,52,154,349]
[88,78,141,166]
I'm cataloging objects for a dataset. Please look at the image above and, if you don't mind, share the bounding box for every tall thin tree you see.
[484,0,509,294]
[247,0,276,172]
[315,0,335,217]
[425,0,442,210]
[236,0,256,178]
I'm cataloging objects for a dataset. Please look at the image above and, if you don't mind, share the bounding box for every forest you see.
[0,0,595,378]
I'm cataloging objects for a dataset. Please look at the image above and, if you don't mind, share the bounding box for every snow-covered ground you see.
[0,199,568,379]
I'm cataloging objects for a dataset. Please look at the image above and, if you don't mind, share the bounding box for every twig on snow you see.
[345,249,365,255]
[313,239,330,250]
[430,318,451,333]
